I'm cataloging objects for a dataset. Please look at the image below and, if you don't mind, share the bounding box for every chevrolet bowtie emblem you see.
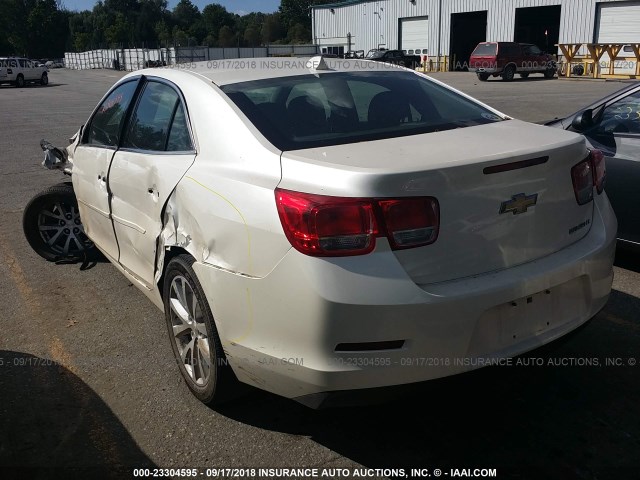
[499,193,538,215]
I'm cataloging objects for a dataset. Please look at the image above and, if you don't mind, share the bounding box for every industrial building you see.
[312,0,640,69]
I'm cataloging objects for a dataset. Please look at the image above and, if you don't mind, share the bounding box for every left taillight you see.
[275,189,378,256]
[275,189,440,257]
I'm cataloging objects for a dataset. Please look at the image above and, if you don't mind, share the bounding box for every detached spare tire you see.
[572,64,585,76]
[23,183,97,262]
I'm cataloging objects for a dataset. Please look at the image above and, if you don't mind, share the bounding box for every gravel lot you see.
[0,68,638,480]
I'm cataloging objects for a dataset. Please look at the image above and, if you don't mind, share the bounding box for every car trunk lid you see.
[279,120,594,285]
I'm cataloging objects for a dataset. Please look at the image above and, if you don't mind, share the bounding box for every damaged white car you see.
[24,58,616,408]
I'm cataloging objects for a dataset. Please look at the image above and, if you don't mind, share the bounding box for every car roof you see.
[135,57,409,86]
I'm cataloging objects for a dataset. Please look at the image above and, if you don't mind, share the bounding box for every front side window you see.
[222,71,503,151]
[123,81,193,152]
[85,80,138,147]
[598,90,640,134]
[524,45,543,55]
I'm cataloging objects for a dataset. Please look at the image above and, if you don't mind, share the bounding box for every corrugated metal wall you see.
[313,0,629,55]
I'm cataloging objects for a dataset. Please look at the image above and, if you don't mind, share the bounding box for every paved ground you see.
[0,69,639,480]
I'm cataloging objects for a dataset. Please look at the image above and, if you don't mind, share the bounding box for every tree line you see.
[0,0,341,58]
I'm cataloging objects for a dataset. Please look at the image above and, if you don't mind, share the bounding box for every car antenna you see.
[306,55,333,75]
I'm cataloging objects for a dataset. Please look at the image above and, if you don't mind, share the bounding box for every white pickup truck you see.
[0,57,49,87]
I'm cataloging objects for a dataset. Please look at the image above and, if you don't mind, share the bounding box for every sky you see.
[62,0,281,15]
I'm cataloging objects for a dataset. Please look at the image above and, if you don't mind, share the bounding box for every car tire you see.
[502,65,516,81]
[23,182,97,262]
[519,72,530,79]
[40,73,48,86]
[544,69,556,79]
[163,254,239,406]
[16,74,25,88]
[477,73,489,82]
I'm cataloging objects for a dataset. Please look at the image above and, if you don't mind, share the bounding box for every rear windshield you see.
[366,50,386,59]
[221,71,503,151]
[472,44,497,56]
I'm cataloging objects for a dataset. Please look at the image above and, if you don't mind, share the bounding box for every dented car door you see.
[108,79,196,287]
[72,79,140,261]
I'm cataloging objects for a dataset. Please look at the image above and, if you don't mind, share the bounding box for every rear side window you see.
[523,44,543,55]
[85,80,138,147]
[500,44,521,56]
[166,103,193,152]
[472,44,497,56]
[222,71,503,151]
[123,81,193,152]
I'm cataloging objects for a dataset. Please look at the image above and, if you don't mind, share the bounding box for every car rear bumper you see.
[470,67,500,74]
[193,193,616,406]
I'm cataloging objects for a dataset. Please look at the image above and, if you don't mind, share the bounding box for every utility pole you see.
[436,0,443,71]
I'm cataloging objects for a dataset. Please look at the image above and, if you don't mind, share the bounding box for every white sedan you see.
[25,57,616,408]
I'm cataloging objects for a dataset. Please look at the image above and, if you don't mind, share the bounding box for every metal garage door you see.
[597,2,640,42]
[400,17,428,53]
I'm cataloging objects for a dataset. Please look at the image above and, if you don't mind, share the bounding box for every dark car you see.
[343,50,365,59]
[546,82,640,249]
[470,42,557,82]
[365,49,420,69]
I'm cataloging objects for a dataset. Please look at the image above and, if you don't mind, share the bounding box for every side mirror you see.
[571,109,594,132]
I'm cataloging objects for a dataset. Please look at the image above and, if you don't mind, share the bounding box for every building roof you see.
[312,0,375,10]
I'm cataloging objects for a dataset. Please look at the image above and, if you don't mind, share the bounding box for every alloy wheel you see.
[168,275,212,386]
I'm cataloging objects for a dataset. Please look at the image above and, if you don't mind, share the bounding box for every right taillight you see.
[378,197,439,249]
[571,149,606,206]
[275,188,440,257]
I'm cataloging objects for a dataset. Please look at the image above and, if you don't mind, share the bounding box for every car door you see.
[585,88,640,244]
[108,78,196,287]
[23,60,36,80]
[18,59,33,80]
[521,44,539,72]
[0,59,7,82]
[72,78,141,261]
[8,59,19,81]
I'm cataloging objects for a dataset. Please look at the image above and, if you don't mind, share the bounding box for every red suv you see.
[469,42,557,81]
